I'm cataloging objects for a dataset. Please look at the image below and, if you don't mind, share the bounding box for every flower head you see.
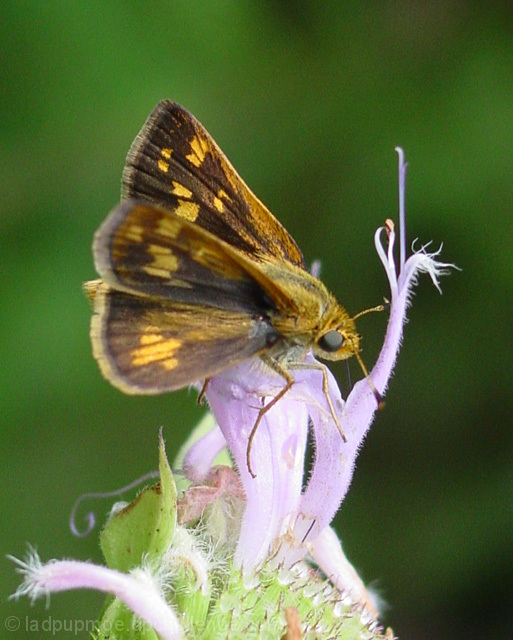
[11,432,389,639]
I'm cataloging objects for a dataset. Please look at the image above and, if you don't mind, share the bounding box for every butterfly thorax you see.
[259,261,360,363]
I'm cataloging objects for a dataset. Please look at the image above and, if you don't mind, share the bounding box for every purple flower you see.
[184,147,454,584]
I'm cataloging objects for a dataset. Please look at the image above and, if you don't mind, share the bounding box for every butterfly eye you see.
[318,330,344,353]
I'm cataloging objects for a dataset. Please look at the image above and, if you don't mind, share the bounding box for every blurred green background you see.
[1,2,512,639]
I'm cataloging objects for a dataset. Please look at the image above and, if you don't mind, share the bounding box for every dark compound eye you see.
[318,330,344,353]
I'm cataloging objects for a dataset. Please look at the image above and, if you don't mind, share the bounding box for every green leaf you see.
[100,429,177,572]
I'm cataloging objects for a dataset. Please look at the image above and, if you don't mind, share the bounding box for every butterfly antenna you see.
[351,301,388,322]
[349,302,388,409]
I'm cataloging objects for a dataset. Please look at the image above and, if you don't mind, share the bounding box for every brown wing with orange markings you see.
[121,101,306,268]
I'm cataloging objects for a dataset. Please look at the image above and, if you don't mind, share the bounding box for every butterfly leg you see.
[287,361,347,444]
[246,355,295,478]
[197,377,211,405]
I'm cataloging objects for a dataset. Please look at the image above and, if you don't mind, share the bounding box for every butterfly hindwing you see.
[89,282,279,394]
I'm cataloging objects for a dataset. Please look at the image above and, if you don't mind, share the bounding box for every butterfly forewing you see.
[121,101,306,269]
[94,200,280,315]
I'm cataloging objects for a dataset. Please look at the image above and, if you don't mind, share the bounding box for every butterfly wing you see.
[93,199,301,314]
[88,281,278,394]
[121,101,306,269]
[88,199,303,393]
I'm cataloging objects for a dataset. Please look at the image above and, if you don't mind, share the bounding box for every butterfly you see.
[85,101,382,475]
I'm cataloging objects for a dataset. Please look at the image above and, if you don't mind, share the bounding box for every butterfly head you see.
[311,299,360,362]
[313,300,386,407]
[313,298,387,363]
[314,320,360,362]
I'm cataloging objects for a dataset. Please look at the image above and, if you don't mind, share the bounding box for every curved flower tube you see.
[10,549,183,640]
